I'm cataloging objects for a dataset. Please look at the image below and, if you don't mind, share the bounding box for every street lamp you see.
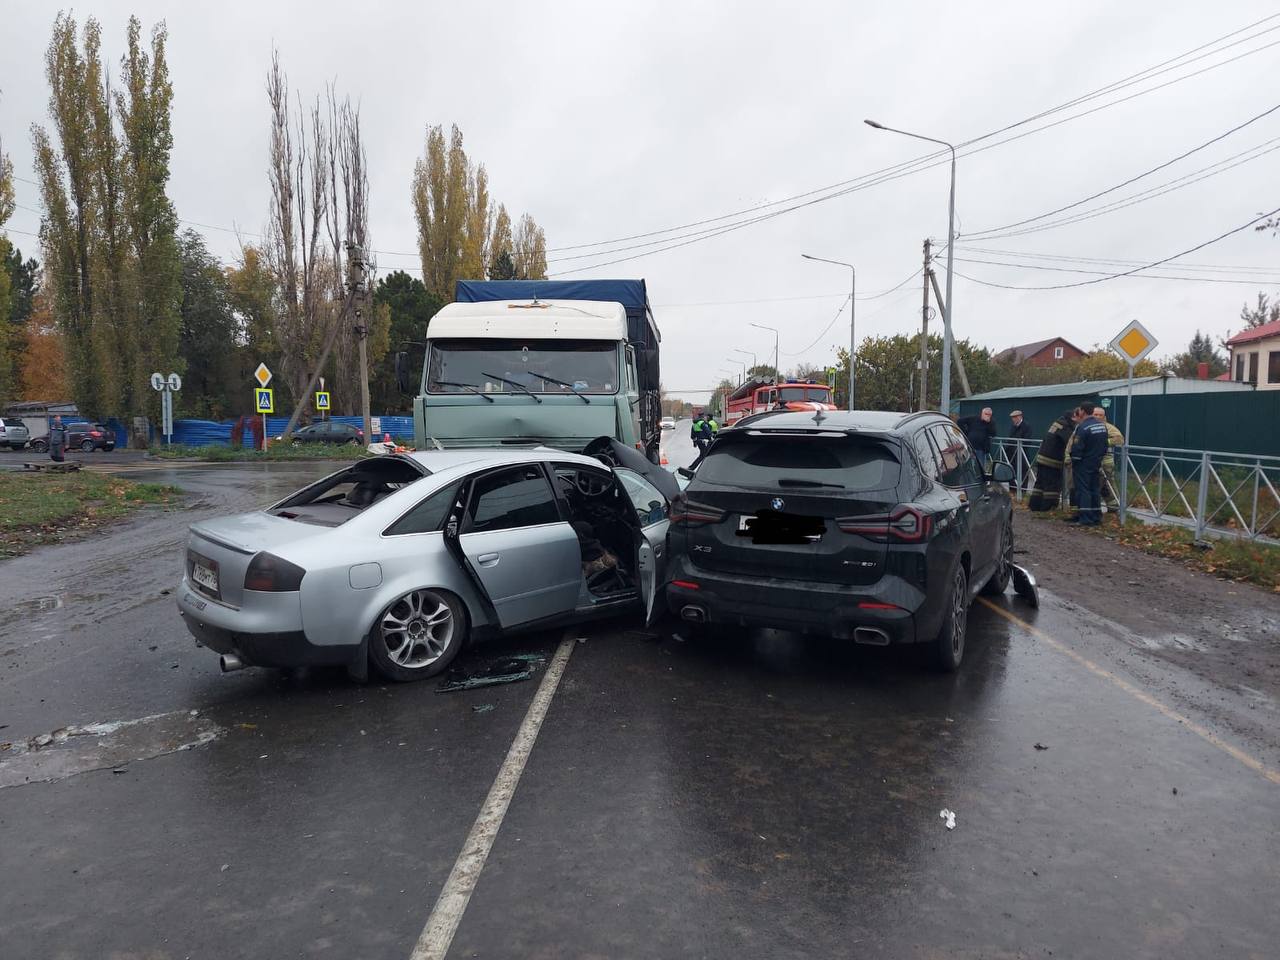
[801,254,856,410]
[732,348,756,378]
[748,323,779,382]
[865,118,957,413]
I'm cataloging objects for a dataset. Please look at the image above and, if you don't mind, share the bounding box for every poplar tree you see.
[32,14,181,426]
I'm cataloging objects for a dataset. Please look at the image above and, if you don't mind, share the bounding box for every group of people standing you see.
[690,412,719,455]
[1027,402,1125,524]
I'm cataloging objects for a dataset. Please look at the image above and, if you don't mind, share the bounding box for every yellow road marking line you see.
[977,597,1280,786]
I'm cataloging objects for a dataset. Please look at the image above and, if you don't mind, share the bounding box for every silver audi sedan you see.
[177,440,679,682]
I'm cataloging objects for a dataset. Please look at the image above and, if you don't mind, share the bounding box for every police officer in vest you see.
[1067,402,1109,526]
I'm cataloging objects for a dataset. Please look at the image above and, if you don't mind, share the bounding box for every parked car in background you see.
[665,409,1015,671]
[660,417,676,430]
[273,422,365,446]
[0,417,31,450]
[30,422,116,453]
[177,439,679,682]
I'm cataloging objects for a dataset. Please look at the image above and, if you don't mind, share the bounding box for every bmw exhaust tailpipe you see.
[680,606,707,623]
[853,627,891,646]
[219,654,246,673]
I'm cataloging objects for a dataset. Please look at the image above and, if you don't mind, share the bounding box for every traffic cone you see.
[660,453,669,465]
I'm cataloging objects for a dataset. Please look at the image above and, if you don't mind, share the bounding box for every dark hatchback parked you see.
[273,422,365,445]
[665,410,1014,670]
[30,422,116,453]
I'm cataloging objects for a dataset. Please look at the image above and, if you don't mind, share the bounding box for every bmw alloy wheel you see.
[379,589,455,669]
[950,566,967,657]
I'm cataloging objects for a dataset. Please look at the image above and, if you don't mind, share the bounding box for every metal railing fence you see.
[987,436,1280,543]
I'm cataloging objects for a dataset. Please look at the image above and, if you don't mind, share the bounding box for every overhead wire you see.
[953,245,1280,274]
[963,101,1280,238]
[961,138,1280,241]
[945,205,1280,290]
[548,35,1280,275]
[546,13,1280,255]
[951,255,1280,285]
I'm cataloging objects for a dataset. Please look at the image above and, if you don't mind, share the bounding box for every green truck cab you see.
[396,280,662,462]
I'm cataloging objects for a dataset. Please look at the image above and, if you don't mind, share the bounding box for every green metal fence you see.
[960,390,1280,459]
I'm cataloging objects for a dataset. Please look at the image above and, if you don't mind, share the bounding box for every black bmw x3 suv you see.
[665,409,1015,671]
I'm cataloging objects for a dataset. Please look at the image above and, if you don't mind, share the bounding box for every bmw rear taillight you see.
[669,497,726,527]
[838,506,932,542]
[244,552,307,592]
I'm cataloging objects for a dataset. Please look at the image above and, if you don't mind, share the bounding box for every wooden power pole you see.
[920,239,931,411]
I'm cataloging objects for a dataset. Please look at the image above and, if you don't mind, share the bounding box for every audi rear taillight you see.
[669,497,726,527]
[838,506,932,542]
[244,552,307,592]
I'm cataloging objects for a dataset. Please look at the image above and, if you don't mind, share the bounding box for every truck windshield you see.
[427,339,619,396]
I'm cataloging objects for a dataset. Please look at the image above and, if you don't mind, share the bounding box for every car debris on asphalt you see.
[436,653,548,693]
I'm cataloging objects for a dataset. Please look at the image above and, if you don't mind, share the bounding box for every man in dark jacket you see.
[1009,410,1033,441]
[957,407,997,467]
[1068,402,1109,526]
[690,412,711,455]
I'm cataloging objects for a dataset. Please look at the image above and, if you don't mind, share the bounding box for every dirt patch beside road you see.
[1015,508,1280,704]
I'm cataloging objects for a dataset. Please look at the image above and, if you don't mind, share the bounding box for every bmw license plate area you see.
[189,552,220,596]
[738,511,825,544]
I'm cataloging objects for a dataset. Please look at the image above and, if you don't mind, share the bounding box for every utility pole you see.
[351,244,373,446]
[929,270,971,398]
[920,239,931,411]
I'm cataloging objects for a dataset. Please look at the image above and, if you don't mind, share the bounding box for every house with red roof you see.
[993,336,1085,368]
[1225,319,1280,390]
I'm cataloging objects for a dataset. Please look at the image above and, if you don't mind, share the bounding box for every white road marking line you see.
[409,634,578,960]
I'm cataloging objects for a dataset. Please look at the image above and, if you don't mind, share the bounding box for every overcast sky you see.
[4,1,1279,398]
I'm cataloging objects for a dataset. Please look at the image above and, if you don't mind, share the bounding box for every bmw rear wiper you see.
[482,372,542,402]
[528,372,589,403]
[434,380,495,403]
[777,477,845,489]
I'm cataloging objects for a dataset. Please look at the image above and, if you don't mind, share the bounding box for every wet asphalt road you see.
[1,428,1278,959]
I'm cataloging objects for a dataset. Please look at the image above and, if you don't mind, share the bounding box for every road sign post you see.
[253,364,273,451]
[1108,320,1157,525]
[150,371,182,446]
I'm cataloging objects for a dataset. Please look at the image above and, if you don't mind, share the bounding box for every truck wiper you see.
[528,372,589,403]
[777,477,845,489]
[482,372,542,403]
[433,380,495,403]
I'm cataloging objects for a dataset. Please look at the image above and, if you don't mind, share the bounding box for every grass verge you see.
[149,442,368,462]
[0,471,181,559]
[1022,501,1280,591]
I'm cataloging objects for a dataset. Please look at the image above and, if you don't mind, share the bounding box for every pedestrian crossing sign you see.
[255,388,274,413]
[315,391,330,411]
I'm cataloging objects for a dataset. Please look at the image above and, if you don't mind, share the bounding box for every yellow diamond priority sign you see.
[253,362,273,388]
[1109,319,1157,367]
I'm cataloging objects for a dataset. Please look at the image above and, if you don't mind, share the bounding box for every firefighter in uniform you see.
[1068,403,1110,526]
[1028,411,1074,511]
[1094,406,1125,511]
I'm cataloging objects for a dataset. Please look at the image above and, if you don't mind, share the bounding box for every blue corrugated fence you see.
[168,416,414,447]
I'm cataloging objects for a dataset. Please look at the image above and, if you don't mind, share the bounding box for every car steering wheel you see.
[574,470,611,497]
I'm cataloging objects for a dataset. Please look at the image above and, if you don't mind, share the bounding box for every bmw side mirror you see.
[990,462,1014,483]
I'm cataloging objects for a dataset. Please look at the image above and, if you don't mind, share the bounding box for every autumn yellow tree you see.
[19,291,70,401]
[412,125,549,295]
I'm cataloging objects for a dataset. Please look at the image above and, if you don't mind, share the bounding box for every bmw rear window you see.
[697,435,900,492]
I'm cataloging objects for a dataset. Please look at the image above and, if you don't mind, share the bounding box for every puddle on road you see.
[0,710,223,789]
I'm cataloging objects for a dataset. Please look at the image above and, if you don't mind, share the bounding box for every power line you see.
[544,14,1280,258]
[964,101,1280,238]
[946,205,1280,290]
[954,245,1280,275]
[548,36,1280,275]
[952,255,1280,285]
[961,138,1280,242]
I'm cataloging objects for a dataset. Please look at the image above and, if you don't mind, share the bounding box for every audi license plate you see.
[192,560,219,594]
